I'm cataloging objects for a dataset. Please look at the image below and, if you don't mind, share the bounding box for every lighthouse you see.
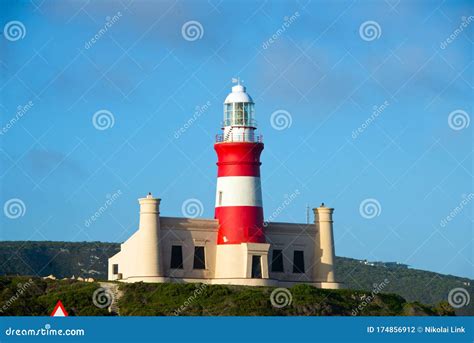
[213,82,271,283]
[214,82,265,244]
[108,80,340,289]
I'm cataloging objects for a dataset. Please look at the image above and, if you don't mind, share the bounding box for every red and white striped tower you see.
[214,81,265,245]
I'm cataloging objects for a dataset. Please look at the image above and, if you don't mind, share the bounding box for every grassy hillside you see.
[0,276,111,316]
[0,241,119,279]
[335,256,473,308]
[0,276,454,316]
[0,241,472,315]
[117,282,454,316]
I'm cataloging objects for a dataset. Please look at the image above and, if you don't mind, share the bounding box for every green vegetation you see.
[0,276,111,316]
[0,241,472,315]
[336,257,472,303]
[0,241,119,279]
[0,277,454,316]
[335,256,474,315]
[108,282,455,316]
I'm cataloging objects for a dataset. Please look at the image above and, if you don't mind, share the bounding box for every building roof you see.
[224,84,254,104]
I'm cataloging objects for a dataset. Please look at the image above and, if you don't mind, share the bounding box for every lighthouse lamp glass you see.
[223,102,255,127]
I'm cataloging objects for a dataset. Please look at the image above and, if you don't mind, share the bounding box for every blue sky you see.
[0,0,472,278]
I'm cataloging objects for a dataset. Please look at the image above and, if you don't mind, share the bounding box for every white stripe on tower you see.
[215,176,262,207]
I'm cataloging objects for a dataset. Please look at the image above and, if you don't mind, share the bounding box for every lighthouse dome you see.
[224,84,253,104]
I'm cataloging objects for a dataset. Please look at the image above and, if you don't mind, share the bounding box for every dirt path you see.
[99,282,123,315]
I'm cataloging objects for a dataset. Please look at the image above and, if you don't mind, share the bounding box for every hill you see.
[336,256,472,310]
[0,276,111,316]
[0,241,472,315]
[0,241,119,279]
[0,276,454,316]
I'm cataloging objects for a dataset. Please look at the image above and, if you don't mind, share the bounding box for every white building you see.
[108,83,340,289]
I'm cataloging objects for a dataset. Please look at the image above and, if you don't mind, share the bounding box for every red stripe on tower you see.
[215,142,263,177]
[214,81,265,245]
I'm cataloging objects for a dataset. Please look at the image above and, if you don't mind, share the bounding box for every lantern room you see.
[223,84,256,128]
[217,83,262,143]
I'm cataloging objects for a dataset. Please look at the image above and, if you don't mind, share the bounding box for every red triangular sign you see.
[51,300,68,317]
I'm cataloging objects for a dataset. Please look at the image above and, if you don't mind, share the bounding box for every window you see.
[170,245,183,269]
[224,104,232,125]
[218,191,223,206]
[193,246,206,269]
[293,250,305,273]
[234,103,244,125]
[112,264,119,275]
[224,102,254,127]
[251,255,262,278]
[271,250,284,272]
[243,103,249,125]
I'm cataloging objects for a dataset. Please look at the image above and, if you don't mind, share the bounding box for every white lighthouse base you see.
[109,216,341,289]
[214,242,271,286]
